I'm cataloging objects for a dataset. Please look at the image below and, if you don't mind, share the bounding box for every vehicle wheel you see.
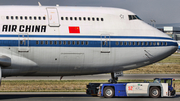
[149,87,161,98]
[103,87,114,98]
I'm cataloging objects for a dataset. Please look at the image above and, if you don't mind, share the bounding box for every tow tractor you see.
[87,78,176,98]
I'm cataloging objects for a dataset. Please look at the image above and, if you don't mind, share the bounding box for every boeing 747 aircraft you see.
[0,5,178,83]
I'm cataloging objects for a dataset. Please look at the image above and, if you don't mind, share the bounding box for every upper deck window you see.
[128,15,141,20]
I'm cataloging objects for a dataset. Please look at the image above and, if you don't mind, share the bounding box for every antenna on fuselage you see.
[38,2,42,6]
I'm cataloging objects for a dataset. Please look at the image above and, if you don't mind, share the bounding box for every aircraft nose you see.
[171,41,178,53]
[161,40,177,59]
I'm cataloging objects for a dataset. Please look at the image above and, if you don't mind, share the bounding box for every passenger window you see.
[38,16,41,20]
[165,42,168,46]
[45,41,48,45]
[88,17,90,21]
[120,42,123,45]
[116,42,119,45]
[81,41,84,45]
[92,17,95,21]
[25,16,27,20]
[72,41,75,45]
[124,42,127,45]
[66,17,68,20]
[79,17,81,21]
[34,16,37,20]
[61,17,64,20]
[77,41,80,45]
[161,42,163,46]
[86,41,89,45]
[149,42,152,46]
[137,42,140,45]
[11,16,14,20]
[157,42,160,46]
[83,17,86,21]
[41,41,44,45]
[101,18,104,21]
[29,16,32,20]
[36,41,39,45]
[97,18,99,21]
[74,17,77,20]
[43,17,46,20]
[70,17,73,20]
[141,42,144,46]
[50,41,53,45]
[63,41,66,45]
[153,42,156,46]
[133,42,135,45]
[102,41,105,45]
[20,16,23,20]
[20,41,23,45]
[128,42,131,45]
[59,41,62,45]
[15,16,18,20]
[6,16,9,20]
[145,42,148,46]
[54,41,57,45]
[68,41,71,45]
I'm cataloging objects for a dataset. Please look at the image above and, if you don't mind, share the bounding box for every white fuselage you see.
[0,6,178,77]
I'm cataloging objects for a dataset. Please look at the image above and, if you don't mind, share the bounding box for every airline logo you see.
[69,26,80,34]
[2,25,46,32]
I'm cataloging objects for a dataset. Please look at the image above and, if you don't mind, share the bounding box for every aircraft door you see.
[46,8,60,27]
[101,34,110,53]
[18,33,29,52]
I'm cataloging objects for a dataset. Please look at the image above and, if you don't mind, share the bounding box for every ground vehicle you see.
[87,78,176,98]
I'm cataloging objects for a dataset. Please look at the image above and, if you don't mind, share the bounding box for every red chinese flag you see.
[69,26,80,34]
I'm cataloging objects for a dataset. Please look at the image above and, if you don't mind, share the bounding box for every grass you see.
[0,80,180,92]
[0,80,106,92]
[124,54,180,74]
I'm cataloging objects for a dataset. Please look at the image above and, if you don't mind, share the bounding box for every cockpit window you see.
[128,15,141,20]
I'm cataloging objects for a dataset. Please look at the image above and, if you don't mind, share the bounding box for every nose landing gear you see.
[108,71,123,83]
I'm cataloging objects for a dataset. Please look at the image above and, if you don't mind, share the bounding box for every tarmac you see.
[0,92,179,101]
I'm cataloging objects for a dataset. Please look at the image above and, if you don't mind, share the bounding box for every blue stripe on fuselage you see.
[0,40,177,47]
[0,35,174,40]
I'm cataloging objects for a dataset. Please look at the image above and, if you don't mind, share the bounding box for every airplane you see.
[0,4,178,84]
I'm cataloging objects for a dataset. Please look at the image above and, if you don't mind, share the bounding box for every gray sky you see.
[0,0,180,24]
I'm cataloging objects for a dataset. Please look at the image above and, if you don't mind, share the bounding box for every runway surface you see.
[2,74,180,80]
[0,92,179,101]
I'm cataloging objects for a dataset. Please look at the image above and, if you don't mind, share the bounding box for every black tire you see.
[149,87,161,98]
[103,87,114,98]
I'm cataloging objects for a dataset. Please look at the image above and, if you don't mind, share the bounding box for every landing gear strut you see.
[108,71,123,83]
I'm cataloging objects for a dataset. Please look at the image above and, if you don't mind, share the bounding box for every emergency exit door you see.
[101,34,110,53]
[18,33,29,52]
[46,8,60,27]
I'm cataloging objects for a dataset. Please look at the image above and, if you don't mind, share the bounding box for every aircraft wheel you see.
[103,87,114,98]
[149,87,161,98]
